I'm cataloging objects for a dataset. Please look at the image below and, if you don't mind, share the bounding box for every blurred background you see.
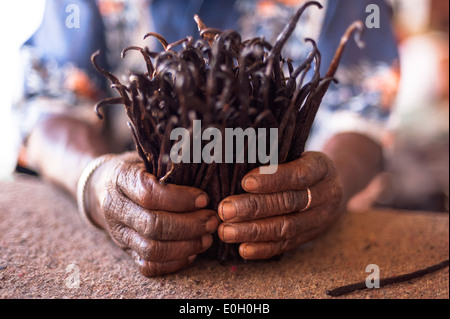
[0,1,46,180]
[349,0,449,213]
[0,0,448,212]
[387,0,449,213]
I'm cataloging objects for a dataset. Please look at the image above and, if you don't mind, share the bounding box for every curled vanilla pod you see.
[92,1,364,261]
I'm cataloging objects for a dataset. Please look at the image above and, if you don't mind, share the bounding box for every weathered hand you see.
[217,152,343,260]
[90,153,218,277]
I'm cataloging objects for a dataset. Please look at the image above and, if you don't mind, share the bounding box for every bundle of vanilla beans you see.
[92,1,364,261]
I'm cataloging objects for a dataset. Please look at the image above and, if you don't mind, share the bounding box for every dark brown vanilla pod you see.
[91,1,364,261]
[327,259,450,297]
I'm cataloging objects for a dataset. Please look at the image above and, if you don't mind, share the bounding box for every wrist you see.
[77,154,116,230]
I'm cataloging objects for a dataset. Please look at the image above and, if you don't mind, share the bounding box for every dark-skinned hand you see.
[217,152,343,260]
[89,152,342,276]
[88,152,219,277]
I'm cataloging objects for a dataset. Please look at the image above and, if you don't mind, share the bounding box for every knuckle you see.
[280,216,296,240]
[141,211,160,239]
[142,172,162,204]
[326,177,343,205]
[138,168,155,194]
[102,190,115,220]
[293,164,307,188]
[245,223,260,240]
[109,222,129,246]
[244,195,261,219]
[278,191,298,213]
[112,161,128,188]
[107,221,120,238]
[307,161,321,181]
[102,190,125,221]
[304,152,331,181]
[132,167,152,203]
[139,238,155,261]
[120,226,134,246]
[142,240,174,262]
[318,153,336,177]
[117,162,156,205]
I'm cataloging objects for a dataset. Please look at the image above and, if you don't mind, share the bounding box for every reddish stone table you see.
[0,175,448,299]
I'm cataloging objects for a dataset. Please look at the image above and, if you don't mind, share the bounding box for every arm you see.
[23,114,218,277]
[322,132,384,212]
[16,0,111,195]
[17,0,218,277]
[25,116,108,198]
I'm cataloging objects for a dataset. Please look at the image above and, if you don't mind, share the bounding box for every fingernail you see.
[222,226,236,242]
[243,244,255,259]
[220,202,236,221]
[195,194,209,208]
[205,216,219,233]
[201,235,212,249]
[243,176,258,191]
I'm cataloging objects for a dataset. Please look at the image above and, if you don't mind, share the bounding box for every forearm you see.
[322,132,384,211]
[24,115,111,198]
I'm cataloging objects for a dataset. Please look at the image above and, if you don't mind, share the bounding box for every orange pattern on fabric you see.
[98,0,125,16]
[64,67,100,100]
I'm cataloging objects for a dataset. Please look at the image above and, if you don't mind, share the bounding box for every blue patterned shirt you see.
[15,0,400,151]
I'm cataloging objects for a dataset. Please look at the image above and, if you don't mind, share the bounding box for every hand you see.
[88,153,219,277]
[217,152,343,260]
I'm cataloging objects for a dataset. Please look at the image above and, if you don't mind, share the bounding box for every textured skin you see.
[92,152,342,276]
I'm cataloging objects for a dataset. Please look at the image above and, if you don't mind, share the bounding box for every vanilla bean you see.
[92,2,362,261]
[327,259,450,297]
[94,97,124,120]
[122,46,155,75]
[143,32,169,50]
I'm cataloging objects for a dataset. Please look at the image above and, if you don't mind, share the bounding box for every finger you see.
[219,203,337,243]
[114,162,209,212]
[103,189,219,240]
[241,152,334,194]
[238,225,326,260]
[132,251,197,277]
[219,176,340,222]
[108,221,213,262]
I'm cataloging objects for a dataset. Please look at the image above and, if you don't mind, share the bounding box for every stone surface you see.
[0,175,448,299]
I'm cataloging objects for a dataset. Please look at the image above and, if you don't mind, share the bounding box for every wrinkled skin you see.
[90,153,218,277]
[218,152,342,260]
[90,151,342,277]
[25,116,378,278]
